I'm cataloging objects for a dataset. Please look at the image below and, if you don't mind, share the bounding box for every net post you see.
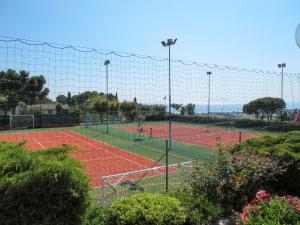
[150,127,152,138]
[165,139,169,192]
[239,131,242,143]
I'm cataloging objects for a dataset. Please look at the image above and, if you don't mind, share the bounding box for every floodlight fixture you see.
[278,63,286,68]
[161,38,177,47]
[104,60,110,65]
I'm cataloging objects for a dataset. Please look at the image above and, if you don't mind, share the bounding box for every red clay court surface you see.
[122,124,258,148]
[0,130,165,187]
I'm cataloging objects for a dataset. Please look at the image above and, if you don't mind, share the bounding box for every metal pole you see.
[207,72,211,121]
[104,60,110,133]
[281,66,283,121]
[281,66,283,100]
[106,63,108,133]
[279,64,285,121]
[165,139,169,192]
[168,45,172,152]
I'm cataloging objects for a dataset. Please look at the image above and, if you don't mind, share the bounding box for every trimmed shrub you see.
[231,131,300,195]
[110,193,186,225]
[0,141,90,225]
[170,192,223,225]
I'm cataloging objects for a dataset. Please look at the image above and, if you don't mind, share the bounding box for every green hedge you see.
[235,119,300,132]
[0,141,90,225]
[145,114,300,132]
[110,193,186,225]
[36,112,80,127]
[0,112,80,130]
[231,131,300,196]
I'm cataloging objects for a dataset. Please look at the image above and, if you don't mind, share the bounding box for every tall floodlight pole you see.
[104,60,110,133]
[161,38,177,192]
[207,71,212,122]
[278,63,286,121]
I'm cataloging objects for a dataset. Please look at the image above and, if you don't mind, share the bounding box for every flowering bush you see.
[187,149,287,212]
[237,190,300,225]
[231,131,300,195]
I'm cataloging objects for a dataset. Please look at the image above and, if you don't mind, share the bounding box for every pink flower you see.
[240,212,250,222]
[295,204,300,213]
[255,190,270,200]
[250,198,259,205]
[243,204,251,212]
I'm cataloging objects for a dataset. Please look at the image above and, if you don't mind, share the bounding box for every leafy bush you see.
[187,149,286,212]
[82,204,110,225]
[170,192,223,225]
[0,141,90,225]
[231,131,300,195]
[110,193,186,225]
[237,190,300,225]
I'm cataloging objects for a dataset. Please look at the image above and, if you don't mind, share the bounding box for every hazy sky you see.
[1,0,300,72]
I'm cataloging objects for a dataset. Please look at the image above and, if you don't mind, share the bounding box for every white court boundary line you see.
[31,138,46,149]
[80,156,117,162]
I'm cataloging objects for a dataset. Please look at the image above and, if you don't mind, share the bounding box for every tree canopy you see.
[56,95,67,105]
[0,69,49,114]
[243,97,286,120]
[186,103,195,115]
[171,103,195,115]
[89,96,106,114]
[68,91,117,110]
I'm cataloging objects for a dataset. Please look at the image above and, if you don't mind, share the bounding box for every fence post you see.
[165,139,169,192]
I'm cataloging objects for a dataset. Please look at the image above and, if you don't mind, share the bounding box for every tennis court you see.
[0,130,166,187]
[122,124,258,148]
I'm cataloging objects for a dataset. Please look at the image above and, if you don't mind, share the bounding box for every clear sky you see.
[1,0,300,72]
